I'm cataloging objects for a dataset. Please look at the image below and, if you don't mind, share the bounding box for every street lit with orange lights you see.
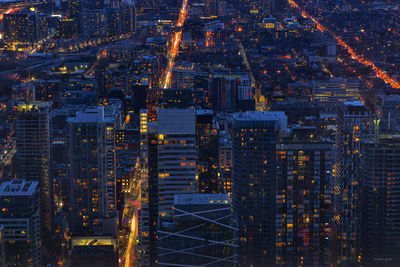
[121,175,141,267]
[161,0,188,89]
[287,0,400,89]
[124,210,138,267]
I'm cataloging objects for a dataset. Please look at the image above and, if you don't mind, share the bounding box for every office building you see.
[333,101,373,265]
[67,107,118,235]
[15,102,53,235]
[0,180,41,267]
[171,62,195,89]
[360,96,400,266]
[105,7,122,37]
[3,12,47,46]
[219,137,233,197]
[121,3,136,33]
[276,126,333,266]
[57,18,77,38]
[115,128,139,213]
[232,111,287,266]
[312,78,359,113]
[157,194,238,266]
[196,110,220,194]
[157,109,197,217]
[138,111,159,266]
[138,109,197,265]
[210,73,255,112]
[360,128,400,266]
[81,9,107,37]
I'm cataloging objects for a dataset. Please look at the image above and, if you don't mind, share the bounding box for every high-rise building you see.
[171,62,195,89]
[156,194,238,266]
[138,109,197,265]
[115,128,139,214]
[196,110,220,194]
[276,126,333,266]
[360,128,400,266]
[15,102,53,235]
[67,107,118,235]
[360,96,400,266]
[138,111,159,266]
[81,9,107,37]
[232,111,287,266]
[68,0,83,34]
[105,7,122,37]
[210,73,255,112]
[0,179,41,267]
[3,12,46,46]
[312,78,359,113]
[157,109,197,217]
[57,18,78,38]
[120,3,136,33]
[219,137,233,197]
[333,101,373,265]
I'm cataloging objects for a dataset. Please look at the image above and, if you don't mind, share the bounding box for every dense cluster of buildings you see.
[0,0,399,267]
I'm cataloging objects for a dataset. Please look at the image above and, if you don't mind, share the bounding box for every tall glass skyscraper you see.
[232,111,286,266]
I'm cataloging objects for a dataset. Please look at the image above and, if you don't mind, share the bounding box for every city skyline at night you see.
[0,0,399,266]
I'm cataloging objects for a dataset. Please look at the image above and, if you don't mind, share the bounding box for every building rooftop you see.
[196,109,213,115]
[16,101,51,113]
[0,179,38,196]
[233,111,286,121]
[174,194,230,206]
[158,109,195,134]
[343,101,364,107]
[67,106,114,123]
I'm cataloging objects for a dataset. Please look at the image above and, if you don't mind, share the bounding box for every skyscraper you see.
[67,107,118,235]
[276,126,333,266]
[210,73,255,112]
[157,109,197,218]
[333,101,373,265]
[0,179,41,267]
[3,12,47,45]
[196,110,220,194]
[138,108,198,265]
[15,102,53,235]
[360,95,400,266]
[157,194,238,266]
[138,110,159,266]
[360,128,400,266]
[232,111,287,266]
